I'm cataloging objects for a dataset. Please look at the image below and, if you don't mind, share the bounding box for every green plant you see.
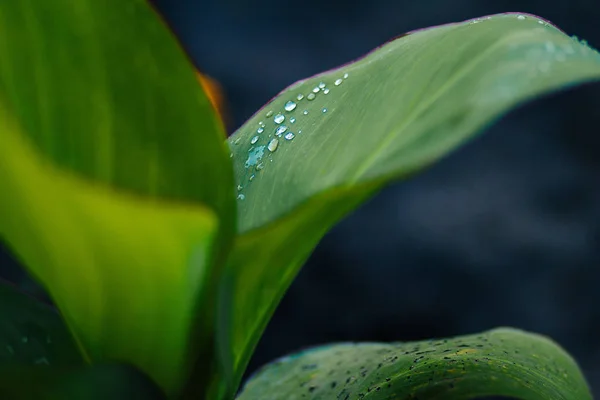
[0,1,598,398]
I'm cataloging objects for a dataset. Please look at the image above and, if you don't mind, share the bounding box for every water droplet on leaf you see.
[297,93,304,101]
[343,73,349,79]
[318,82,326,89]
[251,136,259,144]
[307,93,316,101]
[274,113,285,124]
[303,110,309,115]
[266,110,273,117]
[290,117,296,123]
[284,101,297,112]
[275,125,288,136]
[322,108,328,113]
[285,132,295,140]
[268,138,279,152]
[245,145,265,168]
[237,194,245,201]
[334,78,343,86]
[312,86,320,93]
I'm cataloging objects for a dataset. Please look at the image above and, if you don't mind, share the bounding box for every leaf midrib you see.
[348,28,540,184]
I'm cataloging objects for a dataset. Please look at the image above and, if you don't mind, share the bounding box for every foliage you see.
[0,3,598,399]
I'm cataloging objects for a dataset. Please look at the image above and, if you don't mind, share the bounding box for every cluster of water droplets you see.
[232,72,350,201]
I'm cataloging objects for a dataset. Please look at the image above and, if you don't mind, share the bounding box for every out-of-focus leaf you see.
[0,279,83,367]
[238,328,591,400]
[0,363,167,400]
[0,103,218,395]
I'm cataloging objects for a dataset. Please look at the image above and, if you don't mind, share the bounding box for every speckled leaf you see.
[238,328,591,400]
[220,13,600,394]
[0,279,83,367]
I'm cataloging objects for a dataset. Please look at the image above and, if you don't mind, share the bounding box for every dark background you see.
[2,0,600,396]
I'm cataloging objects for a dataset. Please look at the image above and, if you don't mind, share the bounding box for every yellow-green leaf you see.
[0,106,217,395]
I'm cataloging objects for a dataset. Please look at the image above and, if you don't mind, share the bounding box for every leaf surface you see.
[238,328,591,400]
[222,13,600,394]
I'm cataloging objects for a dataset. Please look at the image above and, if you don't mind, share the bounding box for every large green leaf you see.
[0,0,235,396]
[221,13,600,395]
[237,328,591,400]
[0,102,218,395]
[0,279,83,367]
[0,0,233,218]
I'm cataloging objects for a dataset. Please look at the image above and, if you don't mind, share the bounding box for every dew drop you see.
[323,88,330,94]
[307,93,316,101]
[538,20,545,25]
[322,107,328,113]
[266,110,273,117]
[268,138,279,152]
[334,78,343,86]
[251,136,259,144]
[297,93,304,101]
[249,174,255,181]
[298,129,303,134]
[237,184,243,191]
[517,15,526,20]
[318,82,326,89]
[275,125,288,136]
[257,127,264,134]
[312,86,320,93]
[237,194,245,201]
[233,137,241,145]
[284,101,297,112]
[229,152,234,158]
[258,120,265,127]
[245,145,265,168]
[285,132,295,140]
[290,117,296,123]
[303,110,309,115]
[274,113,285,124]
[343,73,349,79]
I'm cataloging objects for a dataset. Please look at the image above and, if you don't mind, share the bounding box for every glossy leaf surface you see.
[222,13,600,393]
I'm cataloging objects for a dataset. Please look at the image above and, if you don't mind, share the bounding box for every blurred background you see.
[2,0,600,396]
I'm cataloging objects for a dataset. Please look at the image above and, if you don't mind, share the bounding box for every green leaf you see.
[0,0,236,396]
[0,0,233,220]
[0,279,83,367]
[0,363,167,400]
[237,328,591,400]
[221,13,600,394]
[0,102,218,395]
